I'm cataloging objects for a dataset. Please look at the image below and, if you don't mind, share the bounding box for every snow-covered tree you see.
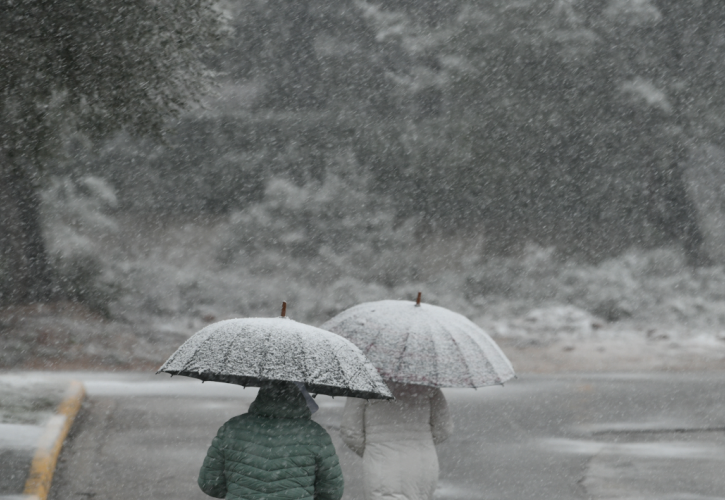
[0,0,223,304]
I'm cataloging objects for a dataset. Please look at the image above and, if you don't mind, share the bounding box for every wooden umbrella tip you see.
[415,292,422,307]
[281,301,287,317]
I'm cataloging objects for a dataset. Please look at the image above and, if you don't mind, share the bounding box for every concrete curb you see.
[21,380,85,500]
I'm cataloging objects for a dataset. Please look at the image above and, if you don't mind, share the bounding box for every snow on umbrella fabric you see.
[157,317,393,400]
[321,300,515,388]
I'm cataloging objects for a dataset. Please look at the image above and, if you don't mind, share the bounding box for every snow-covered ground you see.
[0,377,70,496]
[0,377,65,426]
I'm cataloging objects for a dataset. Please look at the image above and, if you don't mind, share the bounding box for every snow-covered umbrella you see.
[158,304,393,400]
[320,295,515,388]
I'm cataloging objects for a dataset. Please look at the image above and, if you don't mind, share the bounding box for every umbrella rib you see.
[180,331,218,375]
[476,329,511,384]
[430,320,441,387]
[297,328,309,384]
[362,318,386,356]
[220,327,238,378]
[462,322,503,386]
[257,323,274,381]
[340,312,392,381]
[340,348,363,385]
[159,348,177,371]
[335,314,387,386]
[344,350,374,390]
[330,341,348,391]
[415,313,440,386]
[429,312,476,388]
[394,328,412,378]
[319,341,385,398]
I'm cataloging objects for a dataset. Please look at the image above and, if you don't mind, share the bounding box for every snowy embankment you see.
[0,377,67,458]
[2,176,724,370]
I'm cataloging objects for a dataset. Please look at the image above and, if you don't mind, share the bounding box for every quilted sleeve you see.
[339,397,366,457]
[198,423,227,498]
[314,430,344,500]
[430,388,453,445]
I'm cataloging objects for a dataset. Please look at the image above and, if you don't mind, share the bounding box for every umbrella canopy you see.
[321,299,515,388]
[157,317,393,400]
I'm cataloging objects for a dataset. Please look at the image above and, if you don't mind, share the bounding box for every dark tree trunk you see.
[648,160,711,266]
[0,156,53,305]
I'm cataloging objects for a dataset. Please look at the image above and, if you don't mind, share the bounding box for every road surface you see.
[13,372,725,500]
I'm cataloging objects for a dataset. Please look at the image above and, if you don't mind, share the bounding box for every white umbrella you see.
[320,296,515,388]
[158,308,393,400]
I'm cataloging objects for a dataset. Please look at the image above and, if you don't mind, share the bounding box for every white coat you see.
[340,382,453,500]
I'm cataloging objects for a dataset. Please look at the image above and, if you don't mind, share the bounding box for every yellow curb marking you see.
[22,380,85,500]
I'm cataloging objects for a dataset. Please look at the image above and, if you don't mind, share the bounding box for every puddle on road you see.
[434,480,482,499]
[0,423,45,449]
[542,437,725,460]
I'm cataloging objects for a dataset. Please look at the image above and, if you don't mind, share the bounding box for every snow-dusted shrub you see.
[555,249,705,321]
[465,245,562,299]
[41,176,119,314]
[218,175,421,286]
[466,244,725,325]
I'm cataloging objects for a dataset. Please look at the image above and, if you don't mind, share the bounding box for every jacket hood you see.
[248,381,312,419]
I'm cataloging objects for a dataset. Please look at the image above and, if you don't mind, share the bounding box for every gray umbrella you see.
[157,316,393,400]
[321,297,515,388]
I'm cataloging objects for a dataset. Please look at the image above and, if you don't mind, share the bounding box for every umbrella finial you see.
[281,301,287,317]
[416,292,422,307]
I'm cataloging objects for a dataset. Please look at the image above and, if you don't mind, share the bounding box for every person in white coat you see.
[340,381,453,500]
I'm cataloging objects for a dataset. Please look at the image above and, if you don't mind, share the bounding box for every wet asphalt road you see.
[41,373,725,500]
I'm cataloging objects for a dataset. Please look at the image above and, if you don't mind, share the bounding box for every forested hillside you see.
[4,0,725,368]
[81,0,725,261]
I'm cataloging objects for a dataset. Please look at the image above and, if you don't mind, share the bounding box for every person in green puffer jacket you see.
[198,380,344,500]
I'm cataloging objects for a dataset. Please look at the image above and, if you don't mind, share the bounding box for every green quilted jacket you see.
[198,382,344,500]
